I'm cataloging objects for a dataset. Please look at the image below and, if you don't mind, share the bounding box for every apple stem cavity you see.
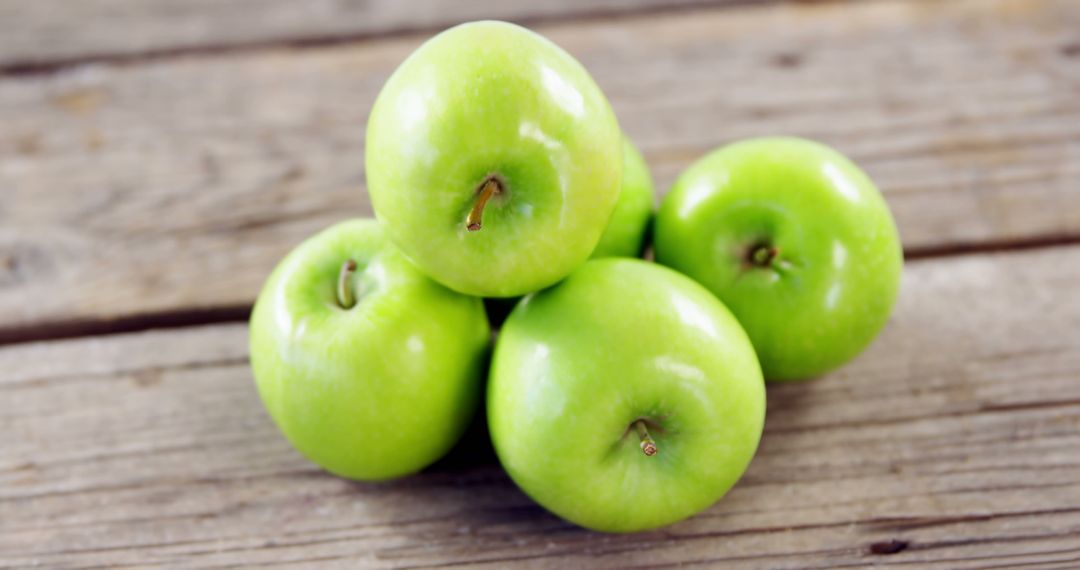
[749,244,779,268]
[337,259,358,309]
[634,420,658,457]
[466,177,503,232]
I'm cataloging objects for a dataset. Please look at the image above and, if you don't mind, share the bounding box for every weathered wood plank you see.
[0,0,734,69]
[2,245,1079,568]
[2,0,1079,338]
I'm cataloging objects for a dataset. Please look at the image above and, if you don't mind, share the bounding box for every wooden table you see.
[3,0,1079,567]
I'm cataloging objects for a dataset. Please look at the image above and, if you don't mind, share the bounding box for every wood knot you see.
[0,241,53,289]
[771,52,803,68]
[869,539,910,555]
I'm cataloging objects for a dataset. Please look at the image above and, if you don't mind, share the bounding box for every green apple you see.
[366,21,623,297]
[486,137,653,328]
[488,258,765,532]
[591,136,655,258]
[654,137,903,381]
[249,220,490,480]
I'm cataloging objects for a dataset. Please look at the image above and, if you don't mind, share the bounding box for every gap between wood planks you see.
[2,234,1078,347]
[0,0,774,78]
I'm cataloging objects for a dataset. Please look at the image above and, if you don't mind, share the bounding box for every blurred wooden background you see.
[2,0,1079,567]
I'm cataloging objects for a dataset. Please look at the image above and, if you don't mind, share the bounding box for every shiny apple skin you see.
[366,21,622,297]
[249,220,490,480]
[655,137,903,381]
[488,259,764,532]
[591,136,655,258]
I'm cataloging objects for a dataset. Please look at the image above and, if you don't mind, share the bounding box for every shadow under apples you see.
[483,296,520,330]
[425,399,499,473]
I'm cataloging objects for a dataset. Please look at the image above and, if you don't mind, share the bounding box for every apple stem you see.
[635,420,658,457]
[337,259,358,309]
[466,177,502,232]
[750,245,779,267]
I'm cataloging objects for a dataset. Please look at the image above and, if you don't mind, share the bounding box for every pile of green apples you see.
[250,21,902,533]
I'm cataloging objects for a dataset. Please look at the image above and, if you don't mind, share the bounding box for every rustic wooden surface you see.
[0,0,738,70]
[2,0,1080,567]
[2,0,1079,341]
[3,246,1080,568]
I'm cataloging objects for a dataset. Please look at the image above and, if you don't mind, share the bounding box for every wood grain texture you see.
[2,245,1079,568]
[0,0,733,70]
[2,0,1079,339]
